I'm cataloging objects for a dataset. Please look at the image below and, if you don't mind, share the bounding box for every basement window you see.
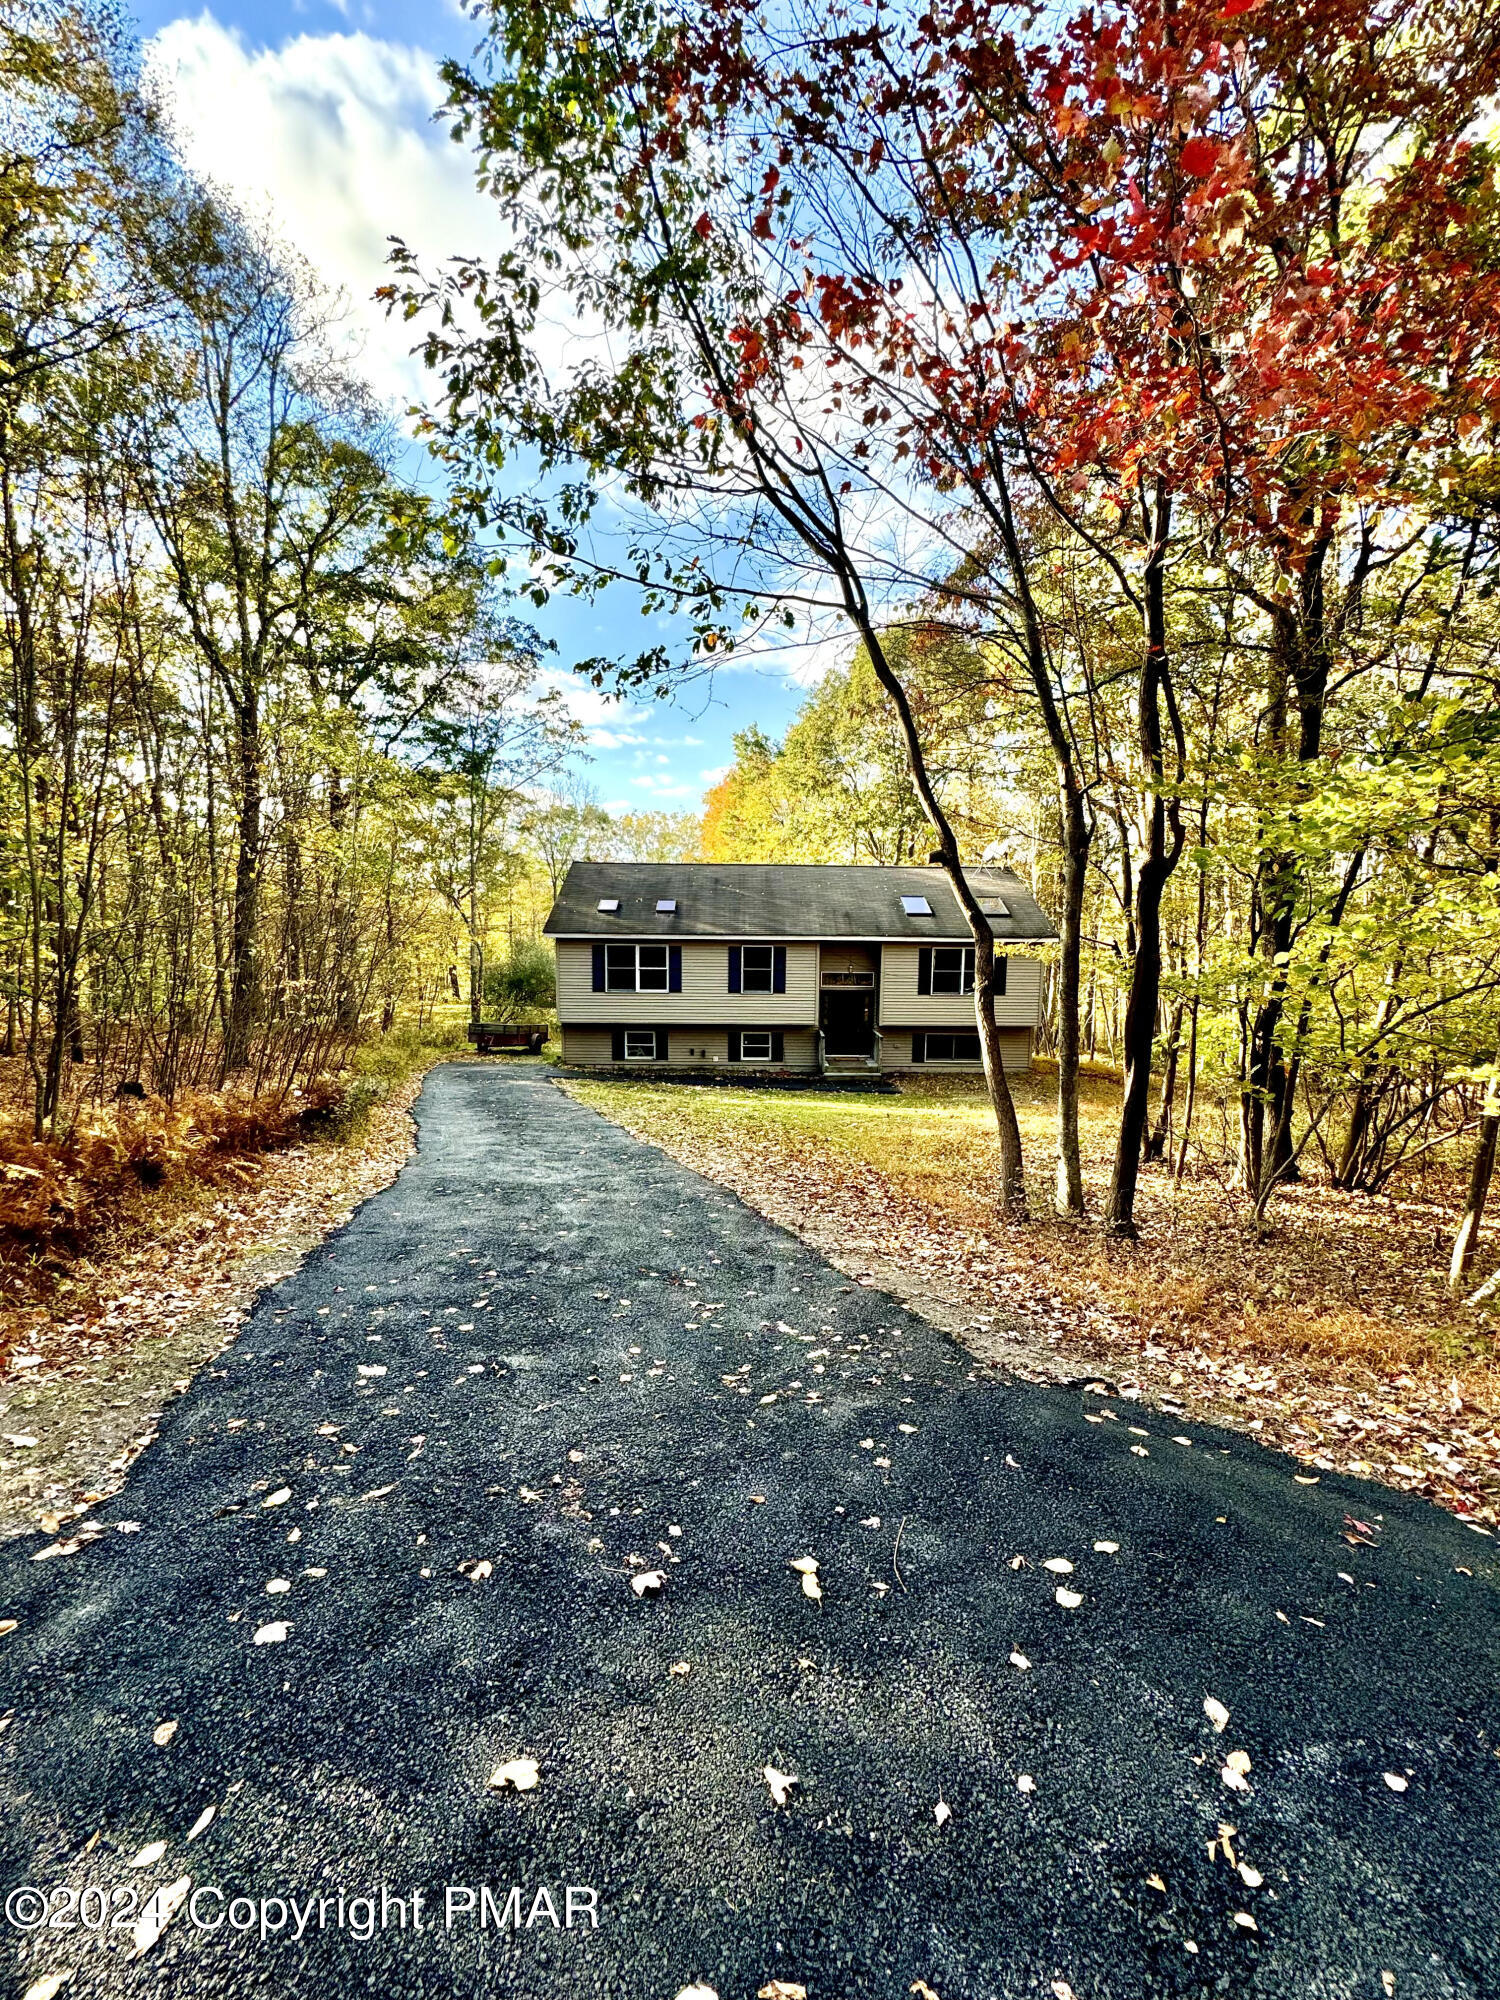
[597,898,620,912]
[740,1031,775,1061]
[623,1029,660,1061]
[900,894,932,916]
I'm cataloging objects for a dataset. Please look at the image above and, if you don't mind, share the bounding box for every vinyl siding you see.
[556,940,819,1025]
[877,946,1044,1030]
[561,1025,818,1069]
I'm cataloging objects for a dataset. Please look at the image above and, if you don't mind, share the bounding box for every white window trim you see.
[622,1029,660,1060]
[605,942,670,993]
[931,945,975,994]
[741,943,775,993]
[739,1031,775,1061]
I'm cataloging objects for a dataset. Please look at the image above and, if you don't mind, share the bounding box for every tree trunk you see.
[1106,854,1170,1234]
[1105,485,1183,1237]
[1145,997,1183,1162]
[1053,813,1089,1212]
[1450,1043,1500,1291]
[223,700,261,1076]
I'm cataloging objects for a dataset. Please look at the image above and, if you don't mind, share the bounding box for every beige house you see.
[544,862,1055,1075]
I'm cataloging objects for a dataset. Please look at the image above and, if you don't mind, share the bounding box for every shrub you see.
[483,939,555,1017]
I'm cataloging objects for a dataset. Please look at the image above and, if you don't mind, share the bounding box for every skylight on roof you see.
[901,894,933,915]
[597,898,620,912]
[656,898,677,913]
[980,898,1010,917]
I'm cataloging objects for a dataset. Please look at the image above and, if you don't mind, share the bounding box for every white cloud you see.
[145,14,494,407]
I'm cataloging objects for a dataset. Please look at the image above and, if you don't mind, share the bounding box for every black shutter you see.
[912,1033,926,1063]
[668,945,682,993]
[611,1027,625,1061]
[772,945,786,993]
[917,947,932,995]
[728,946,742,994]
[593,944,606,992]
[655,1028,669,1061]
[727,1028,741,1063]
[771,1030,784,1064]
[996,955,1008,995]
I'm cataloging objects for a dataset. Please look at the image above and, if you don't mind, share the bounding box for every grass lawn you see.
[564,1065,1500,1522]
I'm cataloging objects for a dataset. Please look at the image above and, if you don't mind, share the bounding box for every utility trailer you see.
[466,1021,548,1055]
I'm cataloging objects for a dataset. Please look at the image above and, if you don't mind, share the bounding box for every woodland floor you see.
[0,1076,424,1539]
[563,1068,1500,1528]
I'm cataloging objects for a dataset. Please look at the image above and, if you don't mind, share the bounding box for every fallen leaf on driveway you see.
[758,1983,807,1999]
[151,1721,178,1746]
[265,1579,291,1595]
[22,1973,74,2000]
[1204,1697,1230,1734]
[360,1484,396,1502]
[1221,1750,1251,1792]
[1042,1559,1074,1575]
[1055,1587,1083,1609]
[763,1765,798,1806]
[0,1621,17,1638]
[31,1541,79,1562]
[1382,1772,1408,1792]
[489,1758,541,1791]
[669,1661,691,1678]
[910,1983,940,2000]
[262,1489,291,1509]
[1130,1445,1149,1457]
[131,1877,191,1956]
[252,1622,289,1645]
[1093,1540,1119,1554]
[186,1806,215,1841]
[1051,1983,1078,2000]
[1017,1774,1036,1793]
[934,1799,951,1826]
[1009,1650,1031,1671]
[674,1985,718,2000]
[129,1840,166,1868]
[1232,1912,1258,1932]
[860,1517,881,1529]
[631,1570,666,1597]
[357,1365,387,1378]
[1237,1862,1263,1888]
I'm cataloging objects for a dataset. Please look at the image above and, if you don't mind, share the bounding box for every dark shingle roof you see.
[543,863,1056,943]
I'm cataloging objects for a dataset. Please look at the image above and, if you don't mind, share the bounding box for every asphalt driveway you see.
[1,1063,1496,2000]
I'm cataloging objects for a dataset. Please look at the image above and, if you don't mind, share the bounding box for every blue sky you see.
[133,0,818,812]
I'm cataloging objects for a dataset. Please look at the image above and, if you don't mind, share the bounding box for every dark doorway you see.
[821,989,874,1056]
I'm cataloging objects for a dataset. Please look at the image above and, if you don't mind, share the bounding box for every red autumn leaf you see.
[1179,137,1218,177]
[693,213,712,239]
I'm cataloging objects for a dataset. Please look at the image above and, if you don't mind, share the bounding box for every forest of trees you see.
[0,1,704,1145]
[6,0,1499,1299]
[390,0,1500,1277]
